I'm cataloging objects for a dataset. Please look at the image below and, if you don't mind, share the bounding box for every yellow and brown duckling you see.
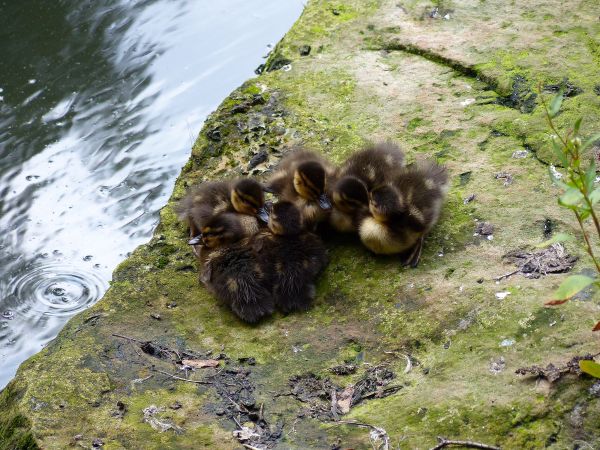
[331,142,406,232]
[265,149,334,229]
[197,212,274,324]
[258,201,328,313]
[177,178,268,245]
[359,160,449,267]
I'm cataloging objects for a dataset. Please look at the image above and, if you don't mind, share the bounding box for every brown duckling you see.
[177,178,267,244]
[265,149,334,229]
[358,160,449,267]
[197,212,274,324]
[331,142,405,232]
[257,201,327,313]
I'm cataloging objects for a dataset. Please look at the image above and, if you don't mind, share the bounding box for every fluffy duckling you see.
[177,178,267,244]
[197,212,274,324]
[359,160,448,267]
[331,142,406,232]
[258,201,327,313]
[265,149,334,229]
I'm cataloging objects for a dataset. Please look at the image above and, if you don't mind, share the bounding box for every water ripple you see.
[8,263,108,317]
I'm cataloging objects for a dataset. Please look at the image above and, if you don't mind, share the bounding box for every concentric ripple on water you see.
[9,263,107,317]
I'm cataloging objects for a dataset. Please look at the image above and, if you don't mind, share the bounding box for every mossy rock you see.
[2,0,600,448]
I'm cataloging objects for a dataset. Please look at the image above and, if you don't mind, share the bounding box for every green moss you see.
[0,384,38,450]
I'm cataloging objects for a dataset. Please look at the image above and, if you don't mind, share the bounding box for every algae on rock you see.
[2,0,600,449]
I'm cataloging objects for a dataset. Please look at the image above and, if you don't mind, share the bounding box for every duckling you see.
[257,201,328,313]
[197,212,274,324]
[358,160,448,267]
[177,178,267,244]
[331,142,406,232]
[265,149,334,229]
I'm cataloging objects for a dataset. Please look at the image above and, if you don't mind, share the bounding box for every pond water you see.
[0,0,303,388]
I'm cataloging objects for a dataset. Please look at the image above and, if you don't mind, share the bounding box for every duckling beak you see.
[318,193,332,210]
[188,234,203,245]
[257,206,270,223]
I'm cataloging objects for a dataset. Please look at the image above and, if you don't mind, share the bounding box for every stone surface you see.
[2,0,600,449]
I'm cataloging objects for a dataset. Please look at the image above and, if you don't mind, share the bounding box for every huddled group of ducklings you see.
[177,143,449,323]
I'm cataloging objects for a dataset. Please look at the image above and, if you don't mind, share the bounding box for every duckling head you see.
[332,176,369,214]
[293,161,332,210]
[267,201,303,236]
[230,178,265,217]
[196,213,245,249]
[368,184,403,223]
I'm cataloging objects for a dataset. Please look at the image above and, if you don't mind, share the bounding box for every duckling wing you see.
[265,234,327,313]
[206,243,274,323]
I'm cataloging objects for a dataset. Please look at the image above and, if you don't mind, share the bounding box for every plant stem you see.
[585,198,600,242]
[575,211,600,274]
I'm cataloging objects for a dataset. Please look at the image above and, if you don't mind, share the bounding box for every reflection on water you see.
[0,0,303,388]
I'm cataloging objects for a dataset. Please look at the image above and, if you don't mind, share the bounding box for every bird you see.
[257,201,328,313]
[358,160,449,267]
[265,149,334,229]
[177,178,267,245]
[330,142,406,232]
[196,212,274,324]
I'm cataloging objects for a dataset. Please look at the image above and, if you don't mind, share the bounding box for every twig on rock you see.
[430,436,500,450]
[334,420,390,450]
[331,389,339,421]
[493,269,520,281]
[242,444,263,450]
[151,367,213,385]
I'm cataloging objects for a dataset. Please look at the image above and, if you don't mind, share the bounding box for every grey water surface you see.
[0,0,303,388]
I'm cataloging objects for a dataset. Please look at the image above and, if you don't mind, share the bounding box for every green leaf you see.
[574,117,583,136]
[585,159,597,194]
[590,188,600,205]
[548,92,563,118]
[558,187,584,208]
[551,138,568,167]
[534,233,573,248]
[579,208,591,221]
[581,132,600,151]
[580,360,600,379]
[552,275,595,301]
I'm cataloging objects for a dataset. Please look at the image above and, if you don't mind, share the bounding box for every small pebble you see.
[589,381,600,397]
[150,313,161,321]
[299,45,311,56]
[463,194,475,204]
[512,150,529,159]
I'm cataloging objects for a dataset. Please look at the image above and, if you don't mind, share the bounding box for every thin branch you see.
[242,445,264,450]
[331,389,339,421]
[539,92,569,151]
[112,333,145,343]
[430,436,501,450]
[493,269,520,281]
[584,196,600,243]
[151,367,213,385]
[575,211,600,273]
